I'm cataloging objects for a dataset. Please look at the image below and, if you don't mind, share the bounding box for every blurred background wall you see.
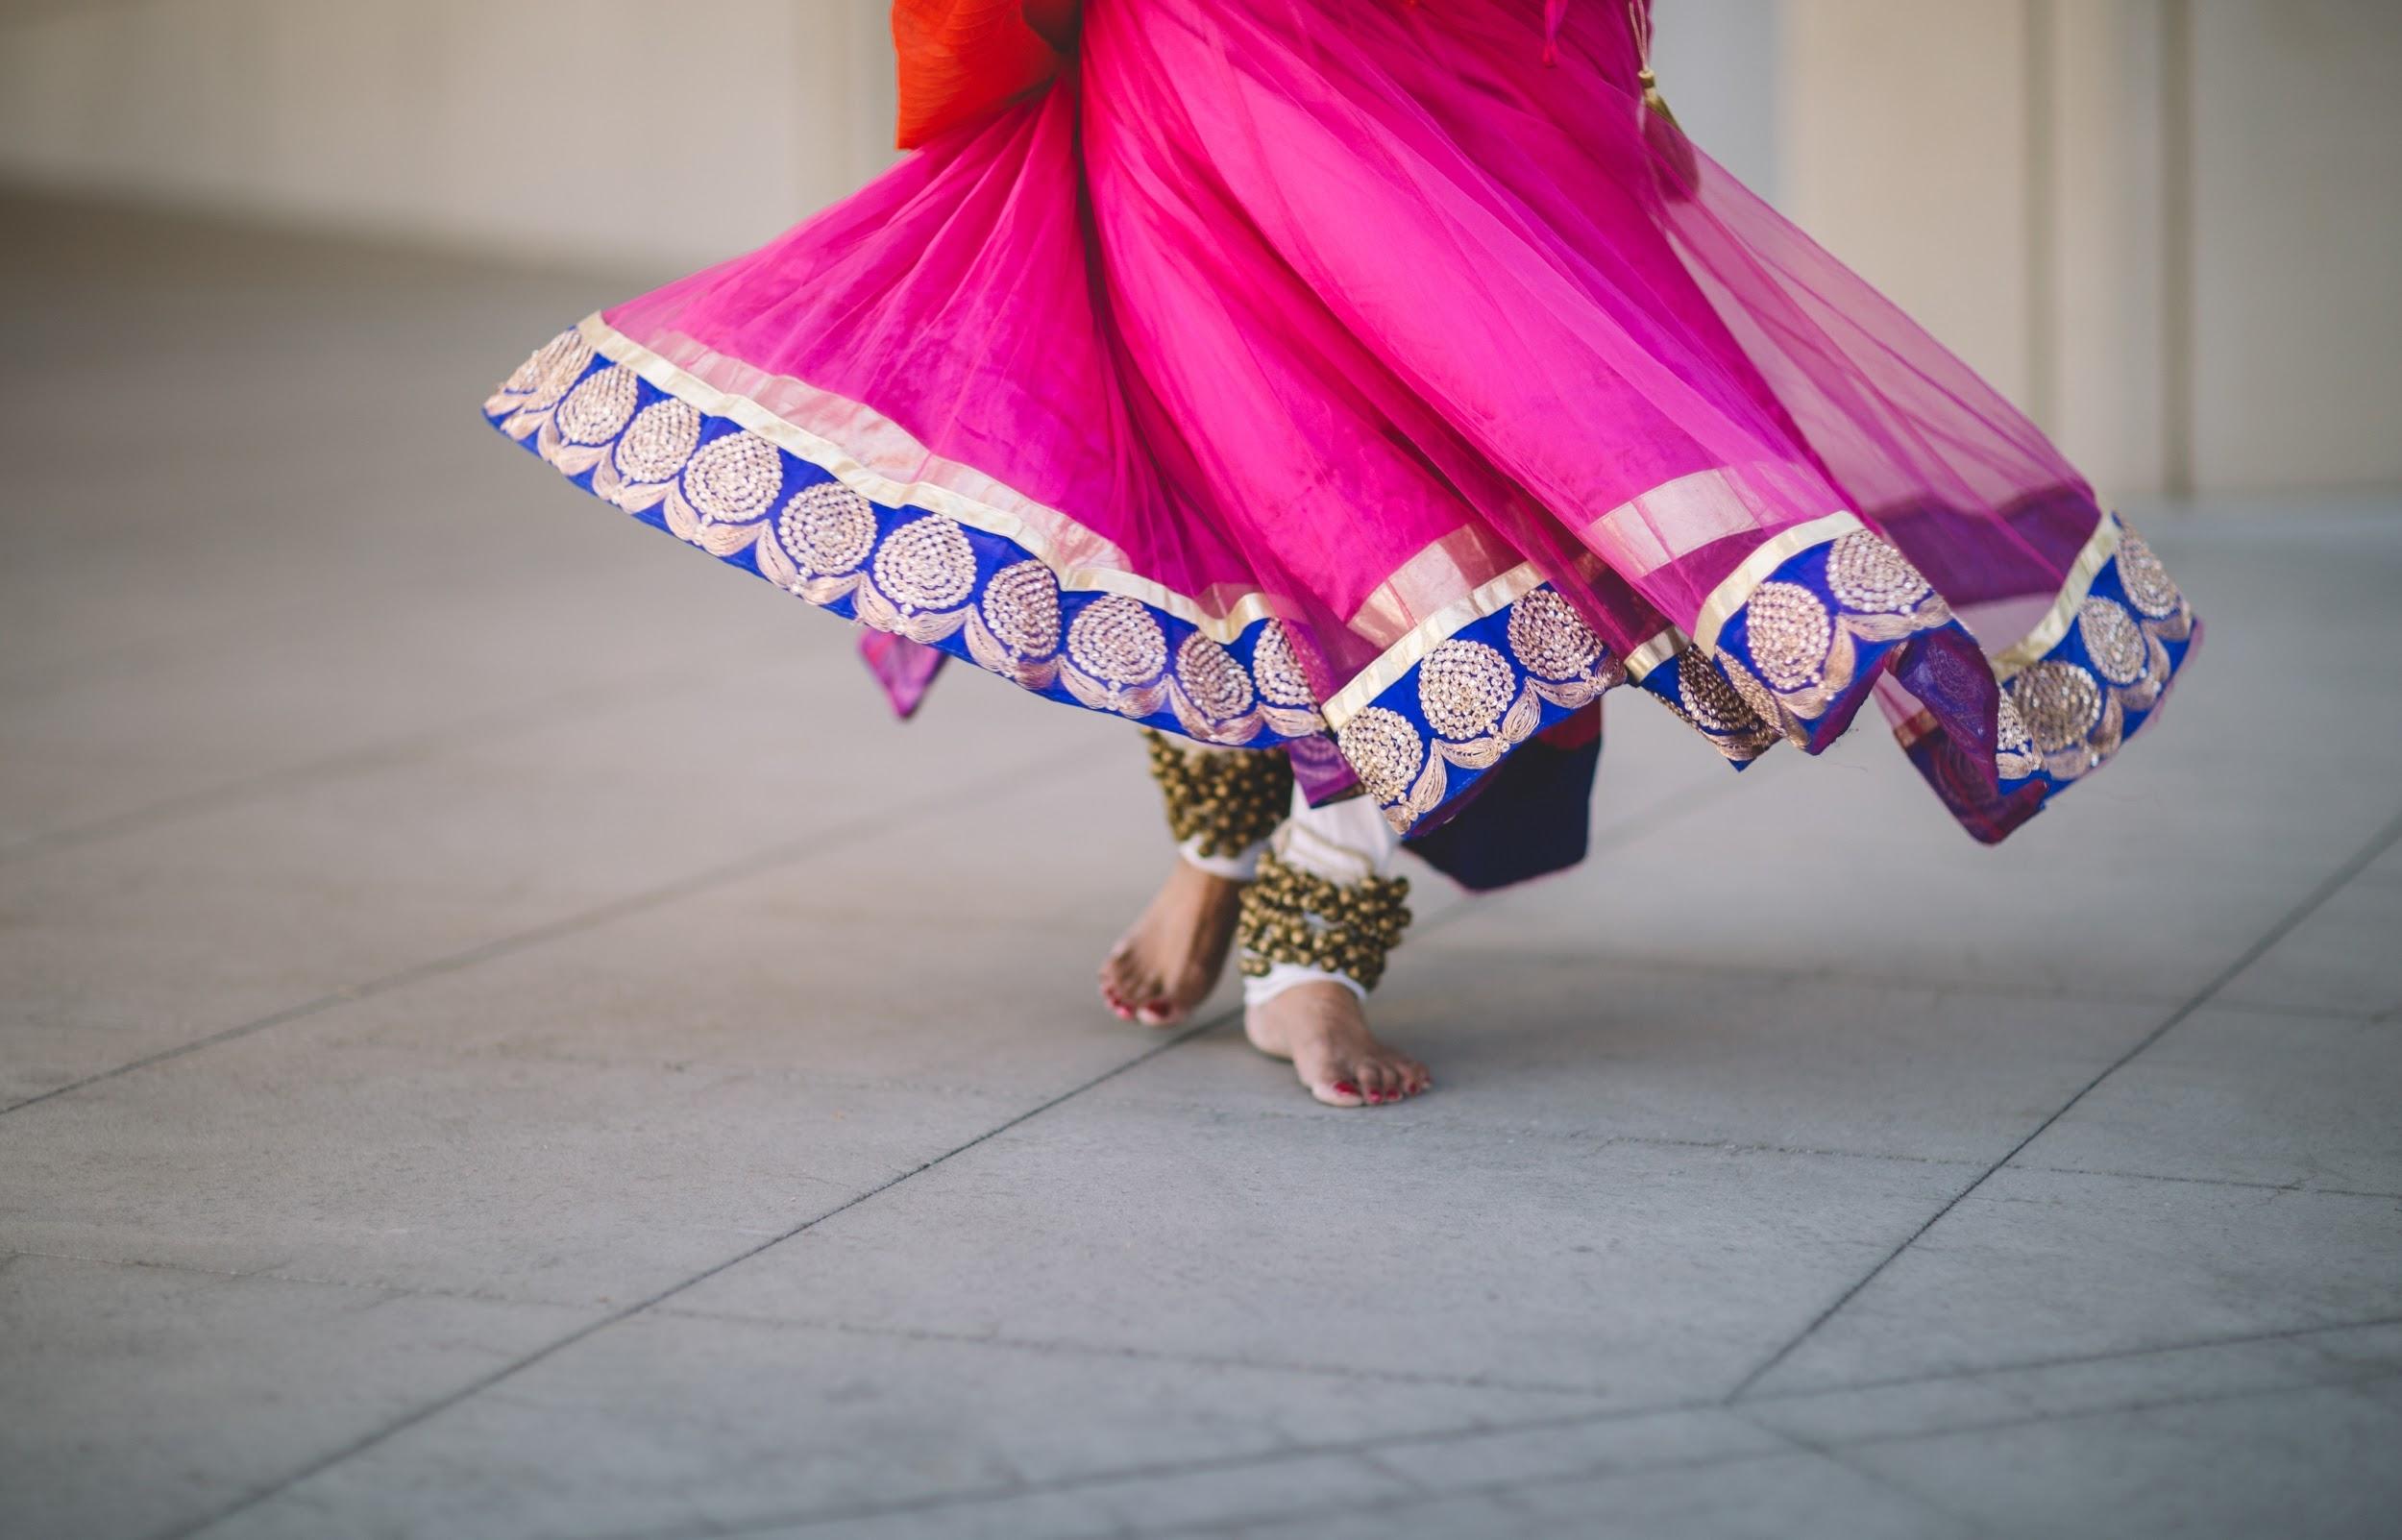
[0,0,899,267]
[1,0,2396,500]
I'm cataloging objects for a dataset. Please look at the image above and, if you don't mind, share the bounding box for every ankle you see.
[1171,855,1247,895]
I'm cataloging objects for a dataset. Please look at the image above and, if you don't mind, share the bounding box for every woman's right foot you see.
[1097,859,1245,1027]
[1244,981,1431,1107]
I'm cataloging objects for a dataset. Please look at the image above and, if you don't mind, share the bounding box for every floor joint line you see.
[1722,804,2402,1403]
[576,1312,2402,1540]
[0,664,701,868]
[1,741,1091,1120]
[165,1001,1234,1540]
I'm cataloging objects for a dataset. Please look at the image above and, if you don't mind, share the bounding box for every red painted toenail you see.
[1334,1081,1360,1096]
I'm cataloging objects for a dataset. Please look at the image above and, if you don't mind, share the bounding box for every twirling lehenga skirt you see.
[485,0,2197,888]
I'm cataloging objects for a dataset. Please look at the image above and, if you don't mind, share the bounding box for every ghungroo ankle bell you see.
[1235,850,1412,991]
[1142,728,1292,859]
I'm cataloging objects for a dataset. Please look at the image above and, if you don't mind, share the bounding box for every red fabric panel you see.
[892,0,1075,149]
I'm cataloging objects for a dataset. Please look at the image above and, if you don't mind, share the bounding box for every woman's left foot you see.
[1244,981,1431,1107]
[1098,859,1244,1026]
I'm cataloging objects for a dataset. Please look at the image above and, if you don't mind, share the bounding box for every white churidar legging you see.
[1242,779,1402,1008]
[1165,739,1402,1004]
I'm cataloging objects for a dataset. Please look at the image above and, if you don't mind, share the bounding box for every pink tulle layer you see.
[569,0,2191,842]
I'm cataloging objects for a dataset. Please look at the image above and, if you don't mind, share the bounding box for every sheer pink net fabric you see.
[598,0,2161,836]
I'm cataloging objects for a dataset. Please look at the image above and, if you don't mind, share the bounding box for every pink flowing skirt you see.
[486,0,2196,853]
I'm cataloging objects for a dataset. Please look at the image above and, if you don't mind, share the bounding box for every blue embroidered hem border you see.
[485,330,1329,752]
[485,326,2196,845]
[1901,524,2200,843]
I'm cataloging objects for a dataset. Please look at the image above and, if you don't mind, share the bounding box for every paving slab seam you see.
[6,1247,284,1287]
[141,790,2402,1537]
[137,1294,2402,1540]
[0,661,705,867]
[0,1245,609,1311]
[50,636,2375,1536]
[5,665,1748,1120]
[1586,1132,1986,1168]
[0,738,1096,1119]
[1011,1090,1999,1173]
[31,773,2399,1534]
[576,1399,1753,1540]
[1126,1372,2402,1540]
[270,1039,1113,1106]
[1971,1164,2402,1201]
[1110,1437,1949,1540]
[1740,1366,2402,1459]
[1154,1448,1810,1540]
[644,1306,1635,1400]
[1725,1416,1995,1539]
[0,490,685,698]
[167,1005,1236,1540]
[2159,996,2402,1026]
[20,718,1725,1540]
[1722,803,2402,1402]
[590,1311,2402,1540]
[1735,1310,2402,1405]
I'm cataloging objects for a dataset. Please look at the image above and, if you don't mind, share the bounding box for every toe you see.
[1135,998,1183,1028]
[1310,1074,1366,1108]
[1114,968,1164,1015]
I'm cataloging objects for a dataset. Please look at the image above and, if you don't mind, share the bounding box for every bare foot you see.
[1244,982,1432,1108]
[1098,859,1244,1027]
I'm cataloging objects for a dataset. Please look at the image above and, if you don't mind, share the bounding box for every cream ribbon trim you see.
[578,313,1285,642]
[1319,561,1552,726]
[1989,512,2124,680]
[1688,511,1864,656]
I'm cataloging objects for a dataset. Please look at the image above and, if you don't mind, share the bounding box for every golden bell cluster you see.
[1236,851,1412,992]
[1141,728,1293,857]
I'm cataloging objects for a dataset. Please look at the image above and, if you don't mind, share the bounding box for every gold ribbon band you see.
[1623,626,1686,681]
[1319,560,1551,727]
[577,313,1285,643]
[1988,512,2124,680]
[1688,510,1864,656]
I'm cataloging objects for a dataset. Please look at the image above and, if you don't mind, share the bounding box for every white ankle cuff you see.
[1241,959,1367,1007]
[1179,835,1266,882]
[1275,792,1399,881]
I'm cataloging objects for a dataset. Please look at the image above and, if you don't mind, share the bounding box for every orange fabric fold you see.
[892,0,1079,149]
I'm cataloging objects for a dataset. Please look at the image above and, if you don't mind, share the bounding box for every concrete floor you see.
[3,195,2399,1540]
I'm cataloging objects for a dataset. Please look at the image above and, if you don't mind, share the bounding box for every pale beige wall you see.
[1652,0,1783,202]
[2044,0,2171,499]
[2189,0,2402,491]
[0,0,897,271]
[1779,0,2402,497]
[1781,0,2037,409]
[6,0,2396,494]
